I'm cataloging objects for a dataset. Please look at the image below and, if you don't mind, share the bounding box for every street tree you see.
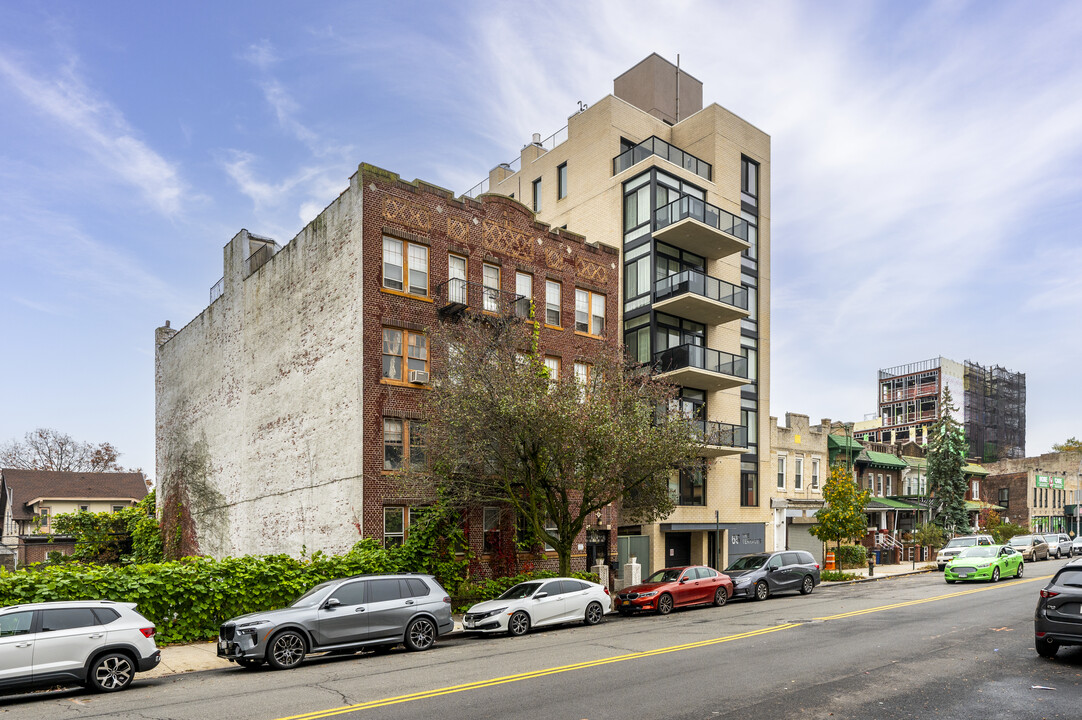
[1052,437,1082,453]
[927,386,969,534]
[0,428,128,472]
[810,464,870,557]
[419,313,698,575]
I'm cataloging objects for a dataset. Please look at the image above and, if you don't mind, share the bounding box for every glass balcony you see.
[653,344,750,391]
[613,136,712,181]
[693,420,749,457]
[652,196,750,259]
[654,270,749,326]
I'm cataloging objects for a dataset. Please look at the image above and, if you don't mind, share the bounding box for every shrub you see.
[835,544,868,569]
[820,570,861,581]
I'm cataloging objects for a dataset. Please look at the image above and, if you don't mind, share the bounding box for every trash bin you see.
[874,550,881,564]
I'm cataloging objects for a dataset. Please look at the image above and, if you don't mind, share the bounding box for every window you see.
[671,462,706,505]
[777,456,786,491]
[546,281,562,326]
[516,272,533,305]
[557,162,567,200]
[79,505,89,512]
[575,289,606,335]
[741,157,759,204]
[623,243,651,312]
[532,177,542,212]
[368,578,403,603]
[972,480,980,501]
[624,314,650,364]
[877,474,884,496]
[483,507,501,553]
[384,507,406,548]
[543,515,558,552]
[483,263,500,313]
[448,254,467,304]
[41,608,99,632]
[811,459,820,490]
[38,507,49,528]
[329,581,366,606]
[741,467,759,507]
[544,356,560,381]
[382,328,428,382]
[112,505,125,513]
[0,611,32,637]
[794,458,803,491]
[382,236,428,297]
[383,418,425,471]
[885,475,892,496]
[573,361,591,385]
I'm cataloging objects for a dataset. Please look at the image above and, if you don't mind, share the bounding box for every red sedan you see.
[616,565,733,615]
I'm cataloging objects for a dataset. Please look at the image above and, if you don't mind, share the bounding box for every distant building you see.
[0,469,148,566]
[982,452,1082,535]
[861,357,1025,461]
[769,414,829,563]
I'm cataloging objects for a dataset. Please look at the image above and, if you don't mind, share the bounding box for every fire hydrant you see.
[867,551,876,576]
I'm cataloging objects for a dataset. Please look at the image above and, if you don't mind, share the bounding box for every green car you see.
[944,544,1023,583]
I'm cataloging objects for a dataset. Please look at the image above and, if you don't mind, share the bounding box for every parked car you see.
[1072,536,1082,555]
[1043,533,1073,559]
[464,577,610,636]
[217,574,453,670]
[935,535,995,570]
[0,600,159,693]
[1034,557,1082,658]
[944,544,1023,583]
[617,566,733,615]
[1008,535,1050,562]
[724,551,821,601]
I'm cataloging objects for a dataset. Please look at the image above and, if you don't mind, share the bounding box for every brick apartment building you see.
[155,164,619,570]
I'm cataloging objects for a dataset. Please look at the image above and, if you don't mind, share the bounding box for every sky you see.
[1,1,1080,478]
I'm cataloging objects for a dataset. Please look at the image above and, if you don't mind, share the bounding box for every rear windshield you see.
[1054,569,1082,587]
[945,538,978,548]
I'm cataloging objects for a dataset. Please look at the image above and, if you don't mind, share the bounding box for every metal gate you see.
[787,521,823,564]
[617,535,651,580]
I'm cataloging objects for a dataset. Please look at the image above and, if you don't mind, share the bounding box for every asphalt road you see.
[4,559,1080,720]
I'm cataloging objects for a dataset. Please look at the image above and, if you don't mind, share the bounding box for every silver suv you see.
[936,535,994,570]
[217,574,454,670]
[0,600,160,693]
[1042,533,1073,559]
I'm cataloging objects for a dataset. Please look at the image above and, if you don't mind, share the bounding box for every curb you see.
[820,567,936,587]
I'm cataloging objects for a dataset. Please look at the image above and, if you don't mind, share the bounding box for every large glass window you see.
[624,314,650,364]
[671,462,706,506]
[741,462,759,507]
[623,243,651,312]
[655,312,704,351]
[741,157,759,206]
[384,419,425,471]
[623,174,651,243]
[546,281,562,326]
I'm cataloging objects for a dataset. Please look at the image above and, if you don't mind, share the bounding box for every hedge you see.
[835,544,868,569]
[0,541,599,644]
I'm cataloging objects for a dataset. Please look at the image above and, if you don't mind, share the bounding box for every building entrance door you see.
[665,532,691,568]
[585,530,608,571]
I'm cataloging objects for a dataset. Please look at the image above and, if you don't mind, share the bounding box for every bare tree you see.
[0,428,127,472]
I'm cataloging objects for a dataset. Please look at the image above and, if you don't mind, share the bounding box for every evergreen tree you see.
[810,464,871,556]
[927,386,969,534]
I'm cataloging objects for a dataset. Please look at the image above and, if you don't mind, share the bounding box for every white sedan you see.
[463,577,611,636]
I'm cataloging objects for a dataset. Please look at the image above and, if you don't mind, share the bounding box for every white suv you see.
[0,600,160,693]
[936,535,995,570]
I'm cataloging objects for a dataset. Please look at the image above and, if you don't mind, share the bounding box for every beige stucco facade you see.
[769,414,830,560]
[473,54,772,572]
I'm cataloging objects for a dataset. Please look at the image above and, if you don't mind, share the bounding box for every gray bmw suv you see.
[217,574,453,670]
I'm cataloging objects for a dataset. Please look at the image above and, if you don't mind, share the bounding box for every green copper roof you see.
[963,463,990,477]
[828,435,863,451]
[863,450,909,470]
[966,499,1003,511]
[867,497,922,510]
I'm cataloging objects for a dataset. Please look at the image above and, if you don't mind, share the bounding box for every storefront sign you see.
[1036,475,1050,488]
[1053,477,1065,490]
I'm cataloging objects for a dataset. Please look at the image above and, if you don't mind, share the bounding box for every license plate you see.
[622,600,631,606]
[465,620,474,628]
[218,641,228,652]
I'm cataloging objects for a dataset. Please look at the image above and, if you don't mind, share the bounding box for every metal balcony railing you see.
[693,420,749,449]
[209,277,224,304]
[654,195,749,241]
[654,344,748,379]
[613,136,712,181]
[435,279,530,319]
[654,269,748,309]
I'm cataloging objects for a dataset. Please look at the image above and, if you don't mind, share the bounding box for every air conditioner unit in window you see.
[408,370,430,384]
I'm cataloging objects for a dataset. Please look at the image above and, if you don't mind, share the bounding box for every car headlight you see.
[237,620,271,634]
[733,576,752,586]
[638,591,658,598]
[480,607,507,618]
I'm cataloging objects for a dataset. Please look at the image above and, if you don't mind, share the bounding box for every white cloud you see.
[0,52,187,216]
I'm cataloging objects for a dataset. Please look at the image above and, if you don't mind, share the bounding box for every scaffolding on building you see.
[963,360,1026,461]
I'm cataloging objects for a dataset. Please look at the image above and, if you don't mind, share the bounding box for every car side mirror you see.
[534,592,548,599]
[322,598,341,610]
[679,577,689,583]
[767,566,777,572]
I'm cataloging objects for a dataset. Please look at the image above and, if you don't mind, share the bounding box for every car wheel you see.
[87,652,135,693]
[800,576,815,595]
[584,601,604,626]
[404,617,436,651]
[266,630,307,670]
[754,581,769,601]
[656,593,674,615]
[991,567,1000,583]
[236,657,264,669]
[1035,636,1060,658]
[1016,562,1024,578]
[712,587,728,607]
[945,578,956,584]
[507,610,531,636]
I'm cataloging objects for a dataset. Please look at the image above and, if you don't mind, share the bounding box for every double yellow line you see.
[274,573,1053,720]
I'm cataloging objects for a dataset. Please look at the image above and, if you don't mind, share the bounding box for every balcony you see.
[693,420,748,457]
[612,136,712,181]
[654,270,749,326]
[654,344,749,391]
[435,279,530,320]
[652,196,751,259]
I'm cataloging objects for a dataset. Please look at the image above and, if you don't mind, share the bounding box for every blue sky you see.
[2,1,1080,476]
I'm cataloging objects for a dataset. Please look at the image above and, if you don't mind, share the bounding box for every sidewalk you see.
[820,561,937,586]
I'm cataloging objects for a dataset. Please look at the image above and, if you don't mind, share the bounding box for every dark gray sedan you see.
[217,574,453,670]
[725,550,821,601]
